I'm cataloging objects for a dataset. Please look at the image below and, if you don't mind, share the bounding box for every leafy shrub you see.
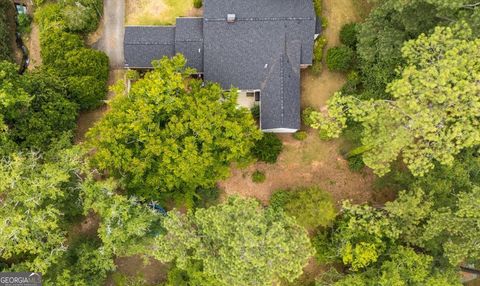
[17,14,32,35]
[293,131,307,141]
[269,187,337,230]
[340,71,361,95]
[312,36,327,74]
[193,0,203,9]
[0,0,12,61]
[252,133,283,164]
[252,170,266,183]
[312,232,338,264]
[34,3,65,31]
[313,0,322,16]
[66,76,106,110]
[347,155,365,172]
[340,23,358,48]
[194,187,220,209]
[62,3,98,33]
[326,46,355,72]
[40,28,83,65]
[12,69,78,149]
[250,104,260,120]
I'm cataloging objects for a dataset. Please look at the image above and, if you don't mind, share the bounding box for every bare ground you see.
[105,256,169,286]
[24,23,42,70]
[219,0,375,207]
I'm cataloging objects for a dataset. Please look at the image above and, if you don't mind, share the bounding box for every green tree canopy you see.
[270,186,337,230]
[153,197,314,286]
[0,148,82,274]
[86,55,262,199]
[307,23,480,176]
[0,62,78,152]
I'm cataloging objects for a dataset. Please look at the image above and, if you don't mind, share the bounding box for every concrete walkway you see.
[94,0,125,68]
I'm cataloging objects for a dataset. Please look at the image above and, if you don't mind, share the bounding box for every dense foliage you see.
[0,61,78,151]
[270,187,336,230]
[0,0,12,62]
[86,55,261,199]
[306,23,480,176]
[252,132,283,163]
[36,3,108,110]
[326,46,355,72]
[153,197,314,286]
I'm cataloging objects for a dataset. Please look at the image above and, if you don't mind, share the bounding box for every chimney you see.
[227,14,236,23]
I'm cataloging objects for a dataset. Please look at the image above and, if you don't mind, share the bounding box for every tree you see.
[306,23,480,176]
[332,202,400,271]
[326,46,355,72]
[270,187,337,230]
[12,69,78,149]
[355,2,440,99]
[252,133,283,163]
[0,61,30,154]
[0,0,12,61]
[340,23,358,48]
[0,148,82,274]
[86,55,261,199]
[153,197,314,286]
[332,246,462,286]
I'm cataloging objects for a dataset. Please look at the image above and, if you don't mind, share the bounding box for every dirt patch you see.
[75,69,125,143]
[24,23,41,70]
[67,212,100,243]
[219,131,375,206]
[220,0,375,207]
[105,256,168,286]
[125,0,202,26]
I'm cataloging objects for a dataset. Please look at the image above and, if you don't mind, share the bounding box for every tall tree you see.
[306,23,480,176]
[153,197,314,286]
[86,55,262,199]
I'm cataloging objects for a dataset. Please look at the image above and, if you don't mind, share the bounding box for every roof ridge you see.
[204,17,314,22]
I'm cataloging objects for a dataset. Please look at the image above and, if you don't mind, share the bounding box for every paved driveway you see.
[94,0,125,68]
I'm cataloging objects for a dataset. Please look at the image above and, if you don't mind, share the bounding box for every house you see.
[124,0,319,133]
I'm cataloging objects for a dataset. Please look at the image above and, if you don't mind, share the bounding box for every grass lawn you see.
[125,0,202,26]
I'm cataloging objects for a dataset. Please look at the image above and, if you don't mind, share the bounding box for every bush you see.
[313,0,322,16]
[66,76,107,110]
[340,23,358,48]
[347,155,365,172]
[17,14,32,35]
[193,0,203,8]
[312,36,327,74]
[194,187,220,209]
[40,29,83,66]
[312,232,338,264]
[250,104,260,120]
[326,46,355,72]
[252,133,283,164]
[252,170,266,183]
[0,0,12,61]
[62,4,99,33]
[293,131,307,141]
[269,187,336,230]
[12,69,78,149]
[340,71,361,95]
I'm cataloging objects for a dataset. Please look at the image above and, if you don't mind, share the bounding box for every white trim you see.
[262,128,298,133]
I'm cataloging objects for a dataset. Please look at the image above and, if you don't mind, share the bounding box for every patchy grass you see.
[219,0,376,208]
[125,0,202,26]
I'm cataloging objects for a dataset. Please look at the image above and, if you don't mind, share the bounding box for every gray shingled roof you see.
[124,26,175,68]
[204,0,314,19]
[175,18,204,71]
[123,0,316,132]
[260,40,301,130]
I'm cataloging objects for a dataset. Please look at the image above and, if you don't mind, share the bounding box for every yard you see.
[219,0,377,207]
[125,0,202,26]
